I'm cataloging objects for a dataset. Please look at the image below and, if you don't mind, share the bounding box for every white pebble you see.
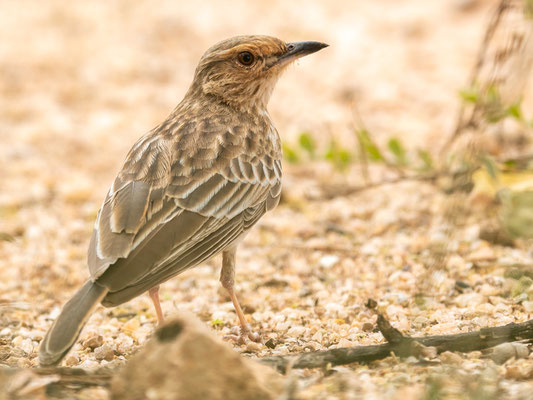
[311,331,323,342]
[79,359,100,369]
[0,328,11,336]
[319,255,339,268]
[287,326,306,336]
[12,335,23,346]
[275,322,290,332]
[523,301,533,312]
[337,338,353,348]
[20,338,33,355]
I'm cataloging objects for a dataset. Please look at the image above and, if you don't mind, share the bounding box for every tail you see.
[39,280,109,366]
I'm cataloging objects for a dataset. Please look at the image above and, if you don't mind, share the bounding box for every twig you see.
[439,0,513,155]
[259,317,533,373]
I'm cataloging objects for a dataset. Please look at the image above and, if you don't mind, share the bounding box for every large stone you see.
[112,313,284,400]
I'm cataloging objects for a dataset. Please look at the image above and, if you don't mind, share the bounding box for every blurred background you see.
[0,0,502,246]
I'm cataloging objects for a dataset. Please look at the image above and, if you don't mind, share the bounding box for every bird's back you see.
[88,102,282,306]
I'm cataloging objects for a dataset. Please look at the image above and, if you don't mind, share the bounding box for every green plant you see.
[282,130,437,175]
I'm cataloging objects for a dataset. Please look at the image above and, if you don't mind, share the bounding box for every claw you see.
[223,325,261,345]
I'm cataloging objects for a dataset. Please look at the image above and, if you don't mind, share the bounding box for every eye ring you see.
[237,51,255,66]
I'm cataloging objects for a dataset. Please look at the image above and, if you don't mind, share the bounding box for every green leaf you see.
[338,149,352,167]
[507,102,523,120]
[211,318,225,326]
[387,137,407,165]
[503,159,516,169]
[298,132,316,158]
[357,129,384,161]
[459,87,479,103]
[324,139,352,171]
[417,150,434,170]
[282,143,299,163]
[324,146,335,161]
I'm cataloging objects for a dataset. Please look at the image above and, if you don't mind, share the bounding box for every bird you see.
[39,35,328,366]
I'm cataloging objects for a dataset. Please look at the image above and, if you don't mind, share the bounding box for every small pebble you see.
[79,359,100,369]
[94,344,115,361]
[523,301,533,313]
[467,351,483,359]
[287,326,306,336]
[12,336,23,346]
[455,293,484,308]
[275,322,290,332]
[122,317,141,333]
[337,338,352,348]
[362,322,374,332]
[319,255,339,268]
[82,334,104,350]
[467,246,496,262]
[116,334,135,355]
[64,354,79,366]
[0,328,11,336]
[505,365,523,379]
[245,341,262,352]
[440,351,463,365]
[419,345,438,359]
[491,342,529,364]
[412,316,428,328]
[311,331,323,342]
[19,338,33,355]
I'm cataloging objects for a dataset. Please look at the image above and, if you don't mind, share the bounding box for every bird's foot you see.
[223,325,261,345]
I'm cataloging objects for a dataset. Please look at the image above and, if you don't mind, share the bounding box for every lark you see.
[39,35,327,366]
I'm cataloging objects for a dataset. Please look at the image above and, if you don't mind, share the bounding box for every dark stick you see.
[259,318,533,373]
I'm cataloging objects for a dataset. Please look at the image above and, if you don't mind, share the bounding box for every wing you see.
[88,129,282,304]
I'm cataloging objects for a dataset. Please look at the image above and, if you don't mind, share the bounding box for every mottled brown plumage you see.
[39,35,327,366]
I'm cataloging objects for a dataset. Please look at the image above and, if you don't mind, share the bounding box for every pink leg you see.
[148,285,165,325]
[220,247,260,344]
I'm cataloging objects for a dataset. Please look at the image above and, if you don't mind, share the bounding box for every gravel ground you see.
[2,1,533,399]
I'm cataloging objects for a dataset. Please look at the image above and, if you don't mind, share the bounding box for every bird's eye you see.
[237,51,255,66]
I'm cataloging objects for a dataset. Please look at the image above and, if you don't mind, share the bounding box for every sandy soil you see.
[3,0,533,399]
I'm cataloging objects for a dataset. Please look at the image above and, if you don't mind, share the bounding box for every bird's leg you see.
[220,247,260,344]
[148,285,165,325]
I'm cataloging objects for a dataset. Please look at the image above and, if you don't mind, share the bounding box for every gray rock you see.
[490,342,529,365]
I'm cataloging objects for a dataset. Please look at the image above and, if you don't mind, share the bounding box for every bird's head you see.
[187,35,328,111]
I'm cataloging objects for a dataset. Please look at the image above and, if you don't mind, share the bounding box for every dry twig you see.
[260,302,533,373]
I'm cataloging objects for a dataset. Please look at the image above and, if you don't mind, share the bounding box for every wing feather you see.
[101,213,245,306]
[110,181,150,233]
[89,127,282,303]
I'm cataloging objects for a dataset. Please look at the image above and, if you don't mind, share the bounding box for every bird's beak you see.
[274,41,329,68]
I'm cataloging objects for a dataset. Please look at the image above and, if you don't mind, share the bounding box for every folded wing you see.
[87,132,282,306]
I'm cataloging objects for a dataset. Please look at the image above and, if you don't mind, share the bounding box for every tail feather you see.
[39,281,108,366]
